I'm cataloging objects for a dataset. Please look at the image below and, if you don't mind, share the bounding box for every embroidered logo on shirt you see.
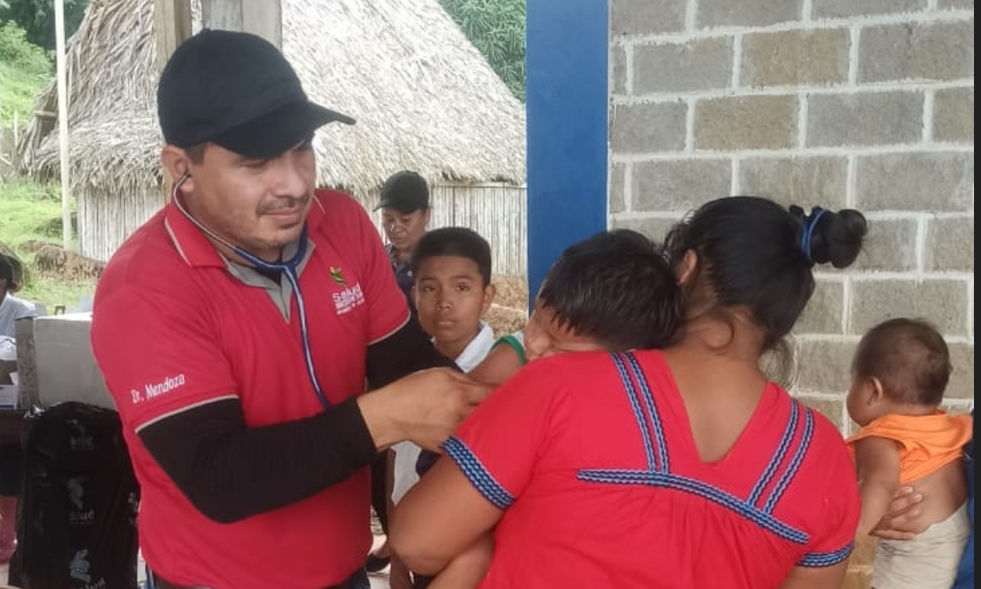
[329,267,346,286]
[332,282,366,315]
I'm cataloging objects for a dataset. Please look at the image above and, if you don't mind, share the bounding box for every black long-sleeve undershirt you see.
[137,318,458,523]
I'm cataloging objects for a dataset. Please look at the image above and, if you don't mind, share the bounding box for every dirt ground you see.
[486,275,528,335]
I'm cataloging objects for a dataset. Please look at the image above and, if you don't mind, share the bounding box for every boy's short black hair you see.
[411,227,492,286]
[538,229,681,351]
[852,318,952,407]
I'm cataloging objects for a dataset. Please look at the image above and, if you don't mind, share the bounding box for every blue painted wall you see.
[525,0,609,305]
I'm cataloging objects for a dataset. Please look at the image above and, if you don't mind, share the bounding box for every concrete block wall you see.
[608,0,974,429]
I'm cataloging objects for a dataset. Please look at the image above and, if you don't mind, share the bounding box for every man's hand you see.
[870,486,928,541]
[359,368,492,451]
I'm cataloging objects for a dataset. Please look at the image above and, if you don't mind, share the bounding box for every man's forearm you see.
[139,397,378,523]
[366,319,459,389]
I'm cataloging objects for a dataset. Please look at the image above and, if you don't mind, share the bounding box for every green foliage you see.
[440,0,526,102]
[0,21,52,122]
[0,0,88,51]
[0,179,93,311]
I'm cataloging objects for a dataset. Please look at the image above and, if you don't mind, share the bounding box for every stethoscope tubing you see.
[170,173,330,410]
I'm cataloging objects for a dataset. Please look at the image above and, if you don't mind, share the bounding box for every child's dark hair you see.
[853,318,951,406]
[411,227,492,286]
[0,256,15,292]
[537,229,682,351]
[663,196,868,350]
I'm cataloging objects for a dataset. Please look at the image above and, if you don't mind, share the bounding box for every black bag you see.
[9,402,141,589]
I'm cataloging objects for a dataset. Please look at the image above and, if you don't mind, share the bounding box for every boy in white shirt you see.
[389,227,497,589]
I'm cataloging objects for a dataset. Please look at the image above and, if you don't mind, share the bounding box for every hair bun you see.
[790,205,868,269]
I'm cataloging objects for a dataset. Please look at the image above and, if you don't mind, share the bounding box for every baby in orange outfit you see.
[846,317,972,589]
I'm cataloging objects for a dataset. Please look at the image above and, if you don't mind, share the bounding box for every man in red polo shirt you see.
[90,29,488,589]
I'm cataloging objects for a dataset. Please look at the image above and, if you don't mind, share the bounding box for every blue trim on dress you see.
[763,405,814,515]
[577,469,809,544]
[749,398,799,506]
[610,352,659,472]
[798,543,854,567]
[623,352,670,473]
[442,436,515,509]
[578,352,812,546]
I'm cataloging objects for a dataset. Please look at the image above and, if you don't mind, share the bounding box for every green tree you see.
[440,0,525,102]
[0,0,89,51]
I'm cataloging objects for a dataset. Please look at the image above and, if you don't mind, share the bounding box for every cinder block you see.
[797,279,845,335]
[852,218,919,272]
[609,216,682,242]
[610,101,688,153]
[610,163,627,214]
[946,342,975,400]
[611,0,686,36]
[806,91,924,147]
[632,159,733,212]
[859,21,974,83]
[741,29,849,87]
[855,152,974,212]
[697,0,803,28]
[796,339,856,394]
[924,217,974,272]
[611,45,627,95]
[695,95,798,150]
[798,396,847,430]
[738,156,848,209]
[933,87,974,143]
[850,279,970,336]
[812,0,925,19]
[633,37,733,94]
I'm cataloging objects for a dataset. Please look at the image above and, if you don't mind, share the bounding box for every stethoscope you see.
[171,172,330,410]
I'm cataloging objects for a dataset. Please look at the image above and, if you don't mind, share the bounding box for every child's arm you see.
[469,335,525,386]
[853,436,902,537]
[426,533,495,589]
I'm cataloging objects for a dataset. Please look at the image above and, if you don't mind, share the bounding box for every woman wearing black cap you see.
[368,170,432,579]
[375,170,432,314]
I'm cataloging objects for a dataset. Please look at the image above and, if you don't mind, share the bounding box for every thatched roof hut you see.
[16,0,526,262]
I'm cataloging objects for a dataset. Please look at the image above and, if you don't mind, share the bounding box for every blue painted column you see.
[525,0,609,305]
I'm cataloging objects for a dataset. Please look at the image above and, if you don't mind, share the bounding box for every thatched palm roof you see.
[16,0,526,197]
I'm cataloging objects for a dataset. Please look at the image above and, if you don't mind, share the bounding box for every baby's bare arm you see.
[427,533,495,589]
[853,436,902,537]
[469,344,524,386]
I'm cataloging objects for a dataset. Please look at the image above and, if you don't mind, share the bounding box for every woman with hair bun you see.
[393,196,869,589]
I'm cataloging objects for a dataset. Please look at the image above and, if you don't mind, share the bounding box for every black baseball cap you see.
[375,171,430,213]
[157,29,354,160]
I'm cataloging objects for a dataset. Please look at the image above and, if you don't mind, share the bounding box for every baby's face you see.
[524,300,606,361]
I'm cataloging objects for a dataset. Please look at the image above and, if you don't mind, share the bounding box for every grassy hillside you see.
[0,179,95,312]
[0,21,52,123]
[1,23,94,312]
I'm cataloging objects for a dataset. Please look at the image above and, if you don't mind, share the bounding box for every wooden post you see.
[154,0,193,203]
[201,0,283,48]
[154,0,193,74]
[54,0,72,250]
